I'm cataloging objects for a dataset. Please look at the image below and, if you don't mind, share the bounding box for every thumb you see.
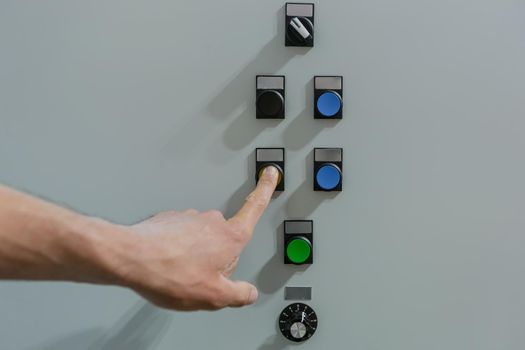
[220,278,259,308]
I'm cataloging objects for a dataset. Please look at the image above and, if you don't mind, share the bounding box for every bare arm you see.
[0,166,279,310]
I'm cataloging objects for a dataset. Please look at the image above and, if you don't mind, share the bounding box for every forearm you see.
[0,166,278,311]
[0,185,131,284]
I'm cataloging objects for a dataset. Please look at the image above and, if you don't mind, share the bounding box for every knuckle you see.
[148,210,178,222]
[206,289,229,310]
[223,258,239,276]
[209,297,227,310]
[204,209,224,220]
[157,210,176,217]
[228,223,249,241]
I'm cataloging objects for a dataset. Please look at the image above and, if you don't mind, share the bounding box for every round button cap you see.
[316,164,341,190]
[257,90,284,117]
[316,91,341,117]
[286,237,312,264]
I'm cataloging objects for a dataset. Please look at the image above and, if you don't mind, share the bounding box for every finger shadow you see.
[282,78,341,150]
[24,329,104,350]
[257,311,299,350]
[27,302,172,350]
[257,335,288,350]
[285,150,338,218]
[222,150,284,218]
[222,151,255,218]
[223,112,282,151]
[256,222,309,298]
[87,302,172,350]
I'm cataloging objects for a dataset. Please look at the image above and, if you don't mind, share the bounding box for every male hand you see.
[113,166,279,311]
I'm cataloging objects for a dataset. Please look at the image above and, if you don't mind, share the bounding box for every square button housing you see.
[256,148,285,191]
[256,75,285,119]
[284,220,313,265]
[314,148,343,192]
[314,76,343,119]
[285,3,315,47]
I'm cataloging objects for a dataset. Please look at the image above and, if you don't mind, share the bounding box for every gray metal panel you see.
[1,0,525,349]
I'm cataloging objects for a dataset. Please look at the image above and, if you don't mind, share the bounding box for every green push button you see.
[286,237,312,264]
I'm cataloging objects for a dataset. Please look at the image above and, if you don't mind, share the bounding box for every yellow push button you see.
[258,164,283,185]
[255,148,285,191]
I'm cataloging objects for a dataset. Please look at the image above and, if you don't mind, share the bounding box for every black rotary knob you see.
[286,17,314,46]
[278,303,318,342]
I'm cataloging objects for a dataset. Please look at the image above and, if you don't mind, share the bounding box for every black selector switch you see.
[256,75,285,119]
[314,76,343,119]
[256,148,285,191]
[285,3,314,47]
[284,220,313,265]
[314,148,343,192]
[279,303,318,342]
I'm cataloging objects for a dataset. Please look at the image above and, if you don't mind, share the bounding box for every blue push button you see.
[316,91,341,117]
[316,164,341,190]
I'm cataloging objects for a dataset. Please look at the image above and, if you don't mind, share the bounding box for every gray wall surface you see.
[1,0,525,349]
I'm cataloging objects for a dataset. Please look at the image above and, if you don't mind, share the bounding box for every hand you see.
[113,166,280,311]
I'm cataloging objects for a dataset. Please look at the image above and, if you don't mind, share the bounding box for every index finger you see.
[229,166,280,238]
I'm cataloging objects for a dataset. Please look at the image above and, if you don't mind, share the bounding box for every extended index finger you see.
[229,166,279,238]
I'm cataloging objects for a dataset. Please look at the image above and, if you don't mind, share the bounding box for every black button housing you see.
[285,3,315,47]
[314,76,343,119]
[256,148,285,191]
[284,220,314,265]
[256,75,285,119]
[313,148,343,192]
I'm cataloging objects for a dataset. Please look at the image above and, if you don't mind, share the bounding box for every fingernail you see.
[248,287,258,304]
[263,165,278,178]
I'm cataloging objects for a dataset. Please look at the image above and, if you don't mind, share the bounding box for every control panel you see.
[4,0,522,349]
[257,3,343,343]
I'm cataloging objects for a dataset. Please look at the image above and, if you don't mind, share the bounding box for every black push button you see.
[285,3,314,47]
[256,75,285,119]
